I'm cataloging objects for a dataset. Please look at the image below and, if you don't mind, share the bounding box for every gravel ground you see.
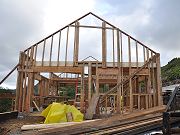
[0,114,44,135]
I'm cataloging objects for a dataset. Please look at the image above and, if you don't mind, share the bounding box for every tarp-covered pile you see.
[41,102,83,124]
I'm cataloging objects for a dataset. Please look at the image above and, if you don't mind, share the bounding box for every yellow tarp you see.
[41,102,84,124]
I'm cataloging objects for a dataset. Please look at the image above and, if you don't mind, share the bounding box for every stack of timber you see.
[22,105,165,135]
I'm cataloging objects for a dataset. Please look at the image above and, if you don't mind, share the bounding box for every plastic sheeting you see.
[41,102,84,124]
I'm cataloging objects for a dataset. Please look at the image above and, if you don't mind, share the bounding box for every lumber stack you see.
[21,105,166,135]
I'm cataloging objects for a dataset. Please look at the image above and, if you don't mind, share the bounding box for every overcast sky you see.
[0,0,180,88]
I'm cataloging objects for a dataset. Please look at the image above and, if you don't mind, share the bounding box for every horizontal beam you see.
[35,61,155,68]
[32,66,82,73]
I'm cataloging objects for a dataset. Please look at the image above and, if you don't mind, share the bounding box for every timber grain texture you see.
[34,105,166,135]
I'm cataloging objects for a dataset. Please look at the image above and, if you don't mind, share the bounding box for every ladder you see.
[74,78,82,110]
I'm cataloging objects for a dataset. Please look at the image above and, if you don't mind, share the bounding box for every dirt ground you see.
[0,113,44,135]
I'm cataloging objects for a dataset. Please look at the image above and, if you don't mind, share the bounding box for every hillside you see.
[161,57,180,86]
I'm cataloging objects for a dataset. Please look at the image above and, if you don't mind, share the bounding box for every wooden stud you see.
[34,45,37,66]
[57,31,61,66]
[42,39,46,66]
[117,30,120,67]
[136,41,138,68]
[49,36,54,66]
[151,52,156,107]
[120,32,124,113]
[80,64,85,112]
[138,94,140,110]
[102,22,107,68]
[156,53,163,106]
[128,36,133,112]
[73,22,79,66]
[65,27,69,67]
[96,63,99,94]
[88,62,92,103]
[112,29,115,67]
[143,47,146,63]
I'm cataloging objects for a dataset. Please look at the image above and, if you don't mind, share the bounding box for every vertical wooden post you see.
[151,52,156,107]
[34,45,37,66]
[73,22,80,66]
[42,39,46,66]
[156,53,163,106]
[117,75,122,113]
[112,29,115,67]
[49,36,54,66]
[128,36,133,112]
[80,64,84,112]
[117,30,121,113]
[102,22,106,68]
[138,94,140,110]
[57,31,61,66]
[15,52,24,111]
[143,47,146,63]
[65,27,69,66]
[88,62,92,103]
[136,41,138,68]
[96,64,99,94]
[147,48,151,94]
[120,32,124,113]
[117,30,120,67]
[25,73,34,112]
[25,47,35,112]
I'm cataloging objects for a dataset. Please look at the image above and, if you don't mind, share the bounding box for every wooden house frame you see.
[1,12,163,115]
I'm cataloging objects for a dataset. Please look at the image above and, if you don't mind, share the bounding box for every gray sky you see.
[0,0,180,88]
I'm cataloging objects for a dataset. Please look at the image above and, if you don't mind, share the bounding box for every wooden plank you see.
[151,52,156,107]
[22,73,27,112]
[96,64,99,94]
[143,46,146,63]
[32,66,82,73]
[41,39,46,66]
[156,53,163,106]
[34,45,37,66]
[73,22,79,66]
[112,29,115,67]
[80,64,85,112]
[102,22,107,68]
[138,94,140,110]
[70,24,114,30]
[146,95,149,109]
[88,62,92,103]
[65,27,69,66]
[85,93,100,120]
[49,36,54,66]
[136,41,138,68]
[120,32,124,113]
[21,119,100,131]
[117,30,120,67]
[32,101,40,112]
[57,31,61,66]
[128,36,133,112]
[37,105,166,134]
[18,52,26,112]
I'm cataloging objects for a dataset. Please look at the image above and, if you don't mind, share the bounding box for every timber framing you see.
[0,12,163,116]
